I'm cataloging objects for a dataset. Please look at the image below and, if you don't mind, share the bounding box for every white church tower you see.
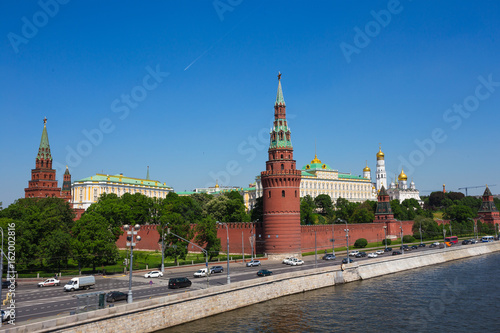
[363,160,371,180]
[376,145,387,191]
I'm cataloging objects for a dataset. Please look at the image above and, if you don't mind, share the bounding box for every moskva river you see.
[160,252,500,332]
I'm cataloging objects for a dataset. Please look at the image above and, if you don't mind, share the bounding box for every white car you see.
[144,271,163,278]
[349,250,359,256]
[283,258,295,265]
[1,309,12,322]
[375,250,384,255]
[368,253,378,258]
[38,278,60,287]
[282,257,292,264]
[290,259,304,266]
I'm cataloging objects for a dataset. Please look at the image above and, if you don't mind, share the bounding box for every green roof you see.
[37,118,52,160]
[338,174,366,180]
[74,173,172,188]
[301,162,333,171]
[275,77,285,106]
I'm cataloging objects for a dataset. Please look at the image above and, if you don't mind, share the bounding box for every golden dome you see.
[363,160,370,172]
[376,146,385,160]
[398,168,407,181]
[311,154,322,164]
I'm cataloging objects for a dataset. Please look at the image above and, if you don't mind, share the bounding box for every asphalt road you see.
[4,241,477,326]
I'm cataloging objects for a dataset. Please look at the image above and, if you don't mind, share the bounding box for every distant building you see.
[25,118,72,202]
[478,186,500,225]
[387,168,423,206]
[72,169,173,210]
[177,182,257,211]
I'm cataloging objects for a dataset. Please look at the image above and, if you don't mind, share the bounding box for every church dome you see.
[376,147,385,160]
[398,168,407,181]
[363,165,371,172]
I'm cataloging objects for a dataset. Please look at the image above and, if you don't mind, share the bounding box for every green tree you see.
[194,217,221,260]
[354,238,368,248]
[412,216,440,240]
[443,204,475,223]
[162,212,191,265]
[250,197,263,222]
[335,197,357,221]
[71,212,119,272]
[300,195,316,225]
[349,202,375,223]
[428,191,446,208]
[315,194,334,216]
[190,193,213,216]
[390,199,407,220]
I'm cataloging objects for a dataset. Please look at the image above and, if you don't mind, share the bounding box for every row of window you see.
[300,181,370,191]
[77,186,170,202]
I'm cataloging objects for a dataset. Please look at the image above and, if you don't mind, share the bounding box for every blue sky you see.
[1,0,500,207]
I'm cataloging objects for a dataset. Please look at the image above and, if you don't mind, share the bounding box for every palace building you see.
[72,168,173,210]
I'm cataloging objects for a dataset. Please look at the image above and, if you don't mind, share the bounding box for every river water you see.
[160,252,500,332]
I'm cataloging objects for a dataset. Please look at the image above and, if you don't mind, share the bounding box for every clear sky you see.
[1,0,500,207]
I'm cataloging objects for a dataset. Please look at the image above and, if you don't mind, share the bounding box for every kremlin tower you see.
[260,73,302,259]
[375,145,387,191]
[477,186,500,225]
[25,118,72,203]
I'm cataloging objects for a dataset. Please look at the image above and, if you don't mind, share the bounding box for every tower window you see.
[281,154,283,159]
[268,191,271,198]
[295,190,297,197]
[282,190,285,197]
[281,164,284,170]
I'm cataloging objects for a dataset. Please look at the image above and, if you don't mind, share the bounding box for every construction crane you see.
[458,185,496,196]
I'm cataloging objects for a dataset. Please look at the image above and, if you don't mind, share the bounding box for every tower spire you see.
[37,117,52,161]
[275,72,285,106]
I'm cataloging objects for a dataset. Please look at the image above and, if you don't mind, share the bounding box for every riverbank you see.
[7,242,500,333]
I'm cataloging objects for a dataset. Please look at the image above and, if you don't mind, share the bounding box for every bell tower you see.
[260,73,302,259]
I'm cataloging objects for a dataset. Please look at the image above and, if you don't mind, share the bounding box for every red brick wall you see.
[116,221,415,254]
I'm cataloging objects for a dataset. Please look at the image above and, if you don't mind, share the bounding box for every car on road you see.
[342,258,354,264]
[368,252,378,258]
[246,260,261,267]
[355,252,367,258]
[1,309,12,322]
[168,277,192,289]
[282,257,292,264]
[418,243,426,247]
[470,239,478,244]
[429,243,438,248]
[375,250,384,255]
[400,245,410,251]
[2,280,17,289]
[38,278,60,287]
[210,266,224,274]
[411,245,418,250]
[106,291,127,303]
[257,269,273,277]
[290,259,304,266]
[392,251,402,255]
[462,239,470,245]
[349,250,359,256]
[384,247,393,252]
[194,268,209,278]
[322,254,336,260]
[144,271,163,278]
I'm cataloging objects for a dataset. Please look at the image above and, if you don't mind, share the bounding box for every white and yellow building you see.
[256,154,377,203]
[72,173,173,210]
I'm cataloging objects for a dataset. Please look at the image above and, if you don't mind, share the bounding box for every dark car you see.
[1,280,17,289]
[322,254,336,260]
[257,269,273,277]
[168,277,192,289]
[400,245,410,251]
[355,252,367,258]
[342,258,354,264]
[384,247,392,252]
[462,239,470,245]
[210,266,224,274]
[411,245,418,250]
[418,243,426,247]
[106,291,127,303]
[392,251,402,255]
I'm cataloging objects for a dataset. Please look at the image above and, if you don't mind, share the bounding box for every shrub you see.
[403,235,415,243]
[382,239,391,246]
[354,238,368,248]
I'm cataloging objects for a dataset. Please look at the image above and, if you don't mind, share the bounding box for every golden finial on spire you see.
[277,71,281,80]
[43,117,47,125]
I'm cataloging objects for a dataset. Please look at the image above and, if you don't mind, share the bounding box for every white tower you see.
[363,160,371,180]
[376,145,387,191]
[398,168,408,190]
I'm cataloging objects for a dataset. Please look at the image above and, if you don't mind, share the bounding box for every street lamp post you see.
[341,219,349,260]
[383,225,388,251]
[216,222,230,285]
[160,226,165,273]
[399,221,404,255]
[124,224,141,304]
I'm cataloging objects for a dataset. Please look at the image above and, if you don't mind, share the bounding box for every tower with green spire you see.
[25,118,64,200]
[260,73,302,259]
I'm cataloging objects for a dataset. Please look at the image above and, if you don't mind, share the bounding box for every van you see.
[168,277,192,289]
[194,268,209,278]
[64,276,96,292]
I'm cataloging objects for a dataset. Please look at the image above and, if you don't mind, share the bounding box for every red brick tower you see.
[61,166,72,202]
[260,73,302,259]
[374,186,395,221]
[477,186,500,225]
[25,118,63,199]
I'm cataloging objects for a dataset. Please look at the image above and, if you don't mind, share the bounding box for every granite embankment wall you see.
[8,242,500,333]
